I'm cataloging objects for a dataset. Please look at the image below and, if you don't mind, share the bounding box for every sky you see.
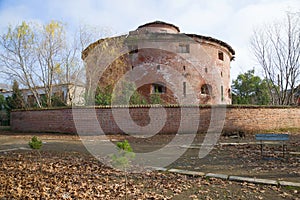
[0,0,299,84]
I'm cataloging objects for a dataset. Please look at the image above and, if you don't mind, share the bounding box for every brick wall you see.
[11,106,300,134]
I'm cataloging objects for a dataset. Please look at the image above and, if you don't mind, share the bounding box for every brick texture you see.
[11,106,300,135]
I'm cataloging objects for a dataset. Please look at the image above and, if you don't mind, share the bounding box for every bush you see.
[28,136,42,149]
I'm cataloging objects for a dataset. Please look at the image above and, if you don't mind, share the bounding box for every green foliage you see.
[51,94,67,107]
[116,139,133,152]
[4,80,24,124]
[111,140,135,170]
[7,80,25,109]
[0,95,6,110]
[0,94,10,125]
[111,139,135,200]
[95,82,166,106]
[96,81,147,105]
[95,85,112,106]
[112,81,135,105]
[232,69,270,105]
[150,92,162,104]
[129,91,147,105]
[28,136,43,149]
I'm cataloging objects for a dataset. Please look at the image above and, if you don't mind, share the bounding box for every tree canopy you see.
[232,69,270,105]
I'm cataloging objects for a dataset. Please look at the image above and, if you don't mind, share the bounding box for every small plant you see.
[29,136,42,149]
[29,136,43,171]
[111,140,135,200]
[111,140,135,171]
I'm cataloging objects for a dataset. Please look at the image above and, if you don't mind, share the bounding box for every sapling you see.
[28,136,43,170]
[111,140,135,200]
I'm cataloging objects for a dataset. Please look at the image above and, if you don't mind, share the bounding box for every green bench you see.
[255,133,289,158]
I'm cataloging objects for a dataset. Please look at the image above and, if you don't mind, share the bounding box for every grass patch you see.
[283,185,300,190]
[262,127,300,133]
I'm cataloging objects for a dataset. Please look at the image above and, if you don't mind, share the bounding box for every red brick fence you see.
[11,105,300,134]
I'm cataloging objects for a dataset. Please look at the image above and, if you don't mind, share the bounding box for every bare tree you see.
[35,21,66,107]
[0,22,42,107]
[0,21,112,107]
[250,12,300,105]
[57,25,112,104]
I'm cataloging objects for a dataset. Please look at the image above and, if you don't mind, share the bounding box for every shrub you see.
[28,136,42,149]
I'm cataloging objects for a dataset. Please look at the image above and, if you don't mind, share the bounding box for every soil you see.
[0,128,299,199]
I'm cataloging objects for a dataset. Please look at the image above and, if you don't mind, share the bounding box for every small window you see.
[221,85,224,101]
[201,84,212,95]
[178,44,190,53]
[152,83,166,94]
[183,66,186,71]
[205,68,208,73]
[157,65,160,70]
[218,51,224,61]
[128,45,138,54]
[221,71,223,77]
[183,82,186,97]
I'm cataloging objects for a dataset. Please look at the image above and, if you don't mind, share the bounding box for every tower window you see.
[221,85,224,101]
[152,83,166,94]
[178,44,190,53]
[157,65,160,70]
[183,66,186,71]
[128,45,138,54]
[183,82,186,97]
[205,68,208,73]
[218,51,224,61]
[201,84,212,95]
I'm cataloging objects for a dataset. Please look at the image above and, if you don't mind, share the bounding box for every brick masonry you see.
[84,21,235,105]
[11,106,300,134]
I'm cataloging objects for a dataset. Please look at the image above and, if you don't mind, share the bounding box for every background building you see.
[0,83,85,107]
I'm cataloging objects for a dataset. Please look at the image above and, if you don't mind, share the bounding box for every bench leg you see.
[283,144,287,158]
[260,142,263,157]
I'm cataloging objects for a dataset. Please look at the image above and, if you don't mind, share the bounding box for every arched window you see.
[201,84,212,95]
[152,83,166,94]
[128,45,138,54]
[218,51,224,61]
[228,89,231,98]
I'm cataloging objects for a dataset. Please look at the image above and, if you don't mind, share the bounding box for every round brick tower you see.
[83,21,235,105]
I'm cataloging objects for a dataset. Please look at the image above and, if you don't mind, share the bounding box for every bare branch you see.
[250,12,300,105]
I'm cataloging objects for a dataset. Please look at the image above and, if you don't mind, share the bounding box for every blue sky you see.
[0,0,300,83]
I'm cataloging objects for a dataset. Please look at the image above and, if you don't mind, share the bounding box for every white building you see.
[0,83,85,106]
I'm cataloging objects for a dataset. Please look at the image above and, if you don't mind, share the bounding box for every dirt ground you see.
[0,128,300,199]
[1,129,299,182]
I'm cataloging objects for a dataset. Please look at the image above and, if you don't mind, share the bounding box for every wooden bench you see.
[255,133,289,158]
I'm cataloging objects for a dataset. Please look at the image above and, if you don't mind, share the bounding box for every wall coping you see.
[11,104,300,112]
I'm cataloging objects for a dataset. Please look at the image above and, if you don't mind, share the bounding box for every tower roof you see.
[138,21,180,32]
